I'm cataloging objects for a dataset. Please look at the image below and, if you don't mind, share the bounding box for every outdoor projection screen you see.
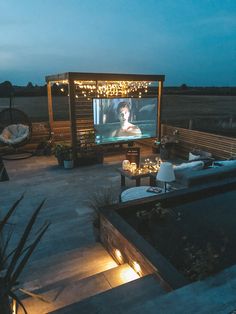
[93,97,158,144]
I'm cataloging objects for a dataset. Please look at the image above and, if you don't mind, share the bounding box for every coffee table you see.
[117,168,156,187]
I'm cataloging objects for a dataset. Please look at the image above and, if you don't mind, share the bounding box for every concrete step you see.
[125,264,236,314]
[28,257,236,314]
[21,243,117,291]
[19,263,139,314]
[48,274,166,314]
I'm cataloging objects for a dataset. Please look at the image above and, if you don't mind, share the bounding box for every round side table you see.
[120,186,164,202]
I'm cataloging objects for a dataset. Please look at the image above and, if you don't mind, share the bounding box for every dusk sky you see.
[0,0,235,86]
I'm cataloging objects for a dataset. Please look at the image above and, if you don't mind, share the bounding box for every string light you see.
[133,261,141,275]
[52,80,68,85]
[114,249,123,263]
[52,79,154,99]
[74,80,152,98]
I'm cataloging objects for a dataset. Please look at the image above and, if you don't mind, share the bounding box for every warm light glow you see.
[115,249,123,263]
[133,261,141,274]
[122,159,130,171]
[130,162,137,174]
[60,88,64,92]
[120,268,139,282]
[12,299,17,314]
[52,80,68,85]
[74,80,153,97]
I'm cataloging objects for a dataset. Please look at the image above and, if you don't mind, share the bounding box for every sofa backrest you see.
[182,164,236,188]
[174,161,204,181]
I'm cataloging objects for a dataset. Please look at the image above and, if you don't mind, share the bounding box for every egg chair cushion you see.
[0,124,30,145]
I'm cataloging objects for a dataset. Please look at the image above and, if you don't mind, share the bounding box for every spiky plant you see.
[0,194,50,314]
[88,186,118,237]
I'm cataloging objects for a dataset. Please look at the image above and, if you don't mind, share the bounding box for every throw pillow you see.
[189,152,201,161]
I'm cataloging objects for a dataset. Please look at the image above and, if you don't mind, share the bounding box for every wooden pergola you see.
[45,72,165,161]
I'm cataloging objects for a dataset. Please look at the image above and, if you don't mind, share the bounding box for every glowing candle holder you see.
[130,162,137,173]
[122,160,130,171]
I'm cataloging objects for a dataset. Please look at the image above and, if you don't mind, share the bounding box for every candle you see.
[122,160,130,171]
[130,162,137,173]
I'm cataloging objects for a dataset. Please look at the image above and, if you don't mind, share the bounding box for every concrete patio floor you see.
[1,148,152,256]
[1,147,236,314]
[0,146,153,313]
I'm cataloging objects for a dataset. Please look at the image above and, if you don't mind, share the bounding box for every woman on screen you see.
[111,101,142,137]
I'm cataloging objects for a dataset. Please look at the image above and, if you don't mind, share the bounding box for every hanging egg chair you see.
[0,108,33,159]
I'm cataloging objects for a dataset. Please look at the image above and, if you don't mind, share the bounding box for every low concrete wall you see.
[99,203,188,292]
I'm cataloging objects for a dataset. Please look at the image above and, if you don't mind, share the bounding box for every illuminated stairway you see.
[18,243,142,314]
[49,264,236,314]
[49,274,166,314]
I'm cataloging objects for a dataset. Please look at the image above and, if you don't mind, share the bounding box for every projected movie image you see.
[93,98,158,144]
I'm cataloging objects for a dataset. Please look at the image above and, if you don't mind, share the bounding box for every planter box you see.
[76,151,104,167]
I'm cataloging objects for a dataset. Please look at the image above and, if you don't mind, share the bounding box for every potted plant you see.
[53,143,66,166]
[0,195,50,314]
[63,147,74,169]
[152,140,161,154]
[36,139,53,156]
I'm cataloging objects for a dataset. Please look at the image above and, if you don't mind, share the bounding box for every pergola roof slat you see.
[45,72,165,83]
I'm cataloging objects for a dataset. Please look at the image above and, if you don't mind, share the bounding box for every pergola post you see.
[47,82,54,130]
[158,80,163,141]
[68,77,78,162]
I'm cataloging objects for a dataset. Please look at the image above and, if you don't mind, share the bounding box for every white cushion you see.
[189,152,201,161]
[174,161,204,172]
[173,161,204,180]
[0,124,29,145]
[213,160,236,167]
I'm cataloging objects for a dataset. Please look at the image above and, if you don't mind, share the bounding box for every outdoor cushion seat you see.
[0,124,29,145]
[182,164,236,187]
[173,161,204,180]
[213,160,236,167]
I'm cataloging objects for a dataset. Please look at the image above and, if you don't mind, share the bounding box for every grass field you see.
[0,95,235,137]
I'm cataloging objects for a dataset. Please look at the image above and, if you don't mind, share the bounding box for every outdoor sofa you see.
[174,160,236,188]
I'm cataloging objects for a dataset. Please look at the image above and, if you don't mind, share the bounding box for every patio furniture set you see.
[118,151,236,202]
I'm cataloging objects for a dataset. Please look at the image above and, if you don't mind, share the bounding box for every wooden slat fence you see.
[1,121,235,160]
[74,96,95,150]
[51,120,71,142]
[162,124,236,160]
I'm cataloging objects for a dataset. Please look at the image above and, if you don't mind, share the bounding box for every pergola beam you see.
[46,72,165,83]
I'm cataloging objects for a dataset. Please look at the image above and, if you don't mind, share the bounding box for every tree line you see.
[0,80,236,97]
[0,81,63,97]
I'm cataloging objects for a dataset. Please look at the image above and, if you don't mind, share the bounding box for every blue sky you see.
[0,0,235,86]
